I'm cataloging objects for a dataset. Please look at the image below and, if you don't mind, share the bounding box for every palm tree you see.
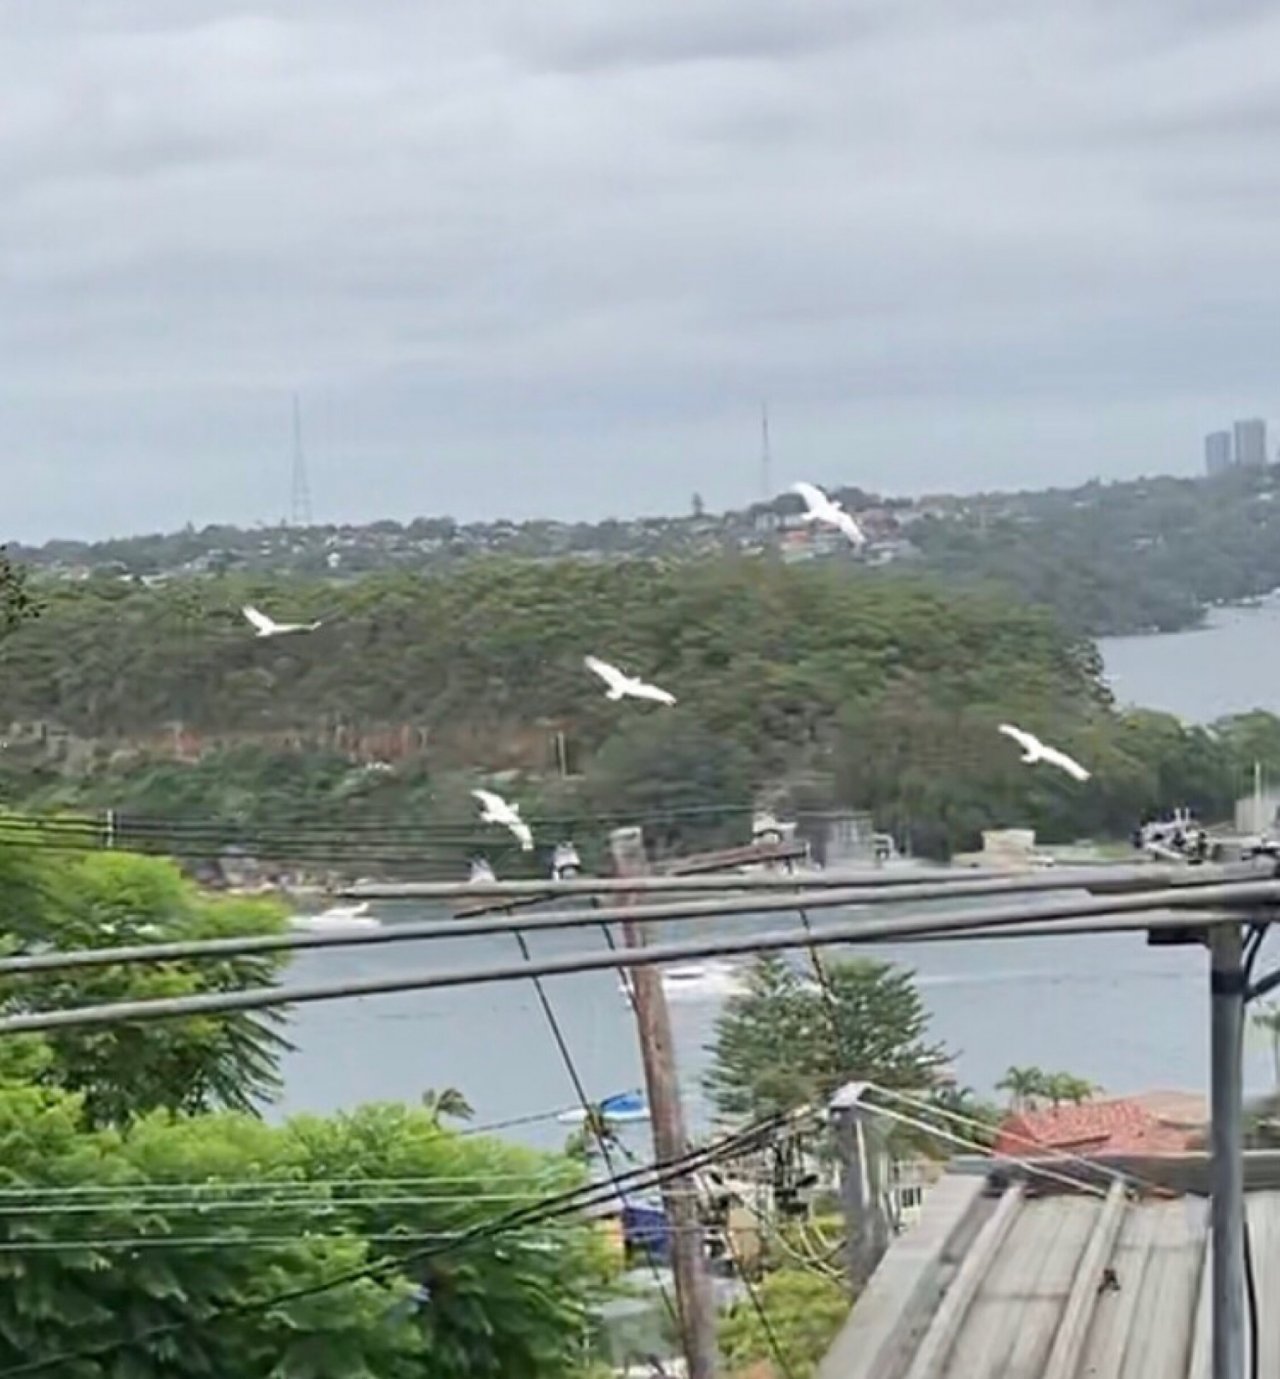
[421,1086,474,1126]
[926,1083,1001,1150]
[1044,1073,1098,1109]
[995,1066,1045,1112]
[1253,1003,1280,1089]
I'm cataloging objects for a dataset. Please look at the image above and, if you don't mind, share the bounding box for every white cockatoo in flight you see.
[242,605,322,639]
[792,481,866,547]
[472,789,534,851]
[998,724,1091,782]
[584,655,677,706]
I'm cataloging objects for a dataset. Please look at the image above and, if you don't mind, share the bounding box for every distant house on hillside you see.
[994,1090,1206,1159]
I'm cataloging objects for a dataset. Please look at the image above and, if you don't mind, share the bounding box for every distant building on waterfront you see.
[1205,430,1233,475]
[1234,417,1268,468]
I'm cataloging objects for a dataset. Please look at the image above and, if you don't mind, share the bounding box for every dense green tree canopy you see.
[908,464,1280,635]
[0,559,1101,747]
[0,1092,604,1378]
[0,846,289,1128]
[720,1268,849,1379]
[16,460,1280,636]
[705,956,948,1122]
[0,557,1274,860]
[0,840,610,1377]
[0,547,37,635]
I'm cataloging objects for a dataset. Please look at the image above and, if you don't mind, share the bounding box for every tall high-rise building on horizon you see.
[1234,416,1268,469]
[1205,430,1233,476]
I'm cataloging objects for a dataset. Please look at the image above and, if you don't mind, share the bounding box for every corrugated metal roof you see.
[818,1169,1280,1379]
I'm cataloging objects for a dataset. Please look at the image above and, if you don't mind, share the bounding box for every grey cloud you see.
[3,1,1280,539]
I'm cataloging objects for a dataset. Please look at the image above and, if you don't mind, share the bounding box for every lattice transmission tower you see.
[290,393,313,527]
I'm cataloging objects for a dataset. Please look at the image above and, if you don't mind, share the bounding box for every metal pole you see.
[831,1083,871,1293]
[346,859,1265,899]
[2,891,1277,1035]
[2,871,1269,979]
[1210,922,1246,1379]
[611,828,720,1379]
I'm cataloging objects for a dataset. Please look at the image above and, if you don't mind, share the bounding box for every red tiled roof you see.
[994,1097,1200,1158]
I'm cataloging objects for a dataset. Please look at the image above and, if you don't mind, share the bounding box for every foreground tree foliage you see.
[0,844,290,1128]
[720,1268,850,1379]
[0,840,609,1376]
[0,1089,603,1378]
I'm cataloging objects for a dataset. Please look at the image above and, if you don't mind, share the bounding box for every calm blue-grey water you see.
[1101,603,1280,722]
[274,609,1278,1143]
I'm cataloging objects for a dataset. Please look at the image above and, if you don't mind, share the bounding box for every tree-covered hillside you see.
[911,464,1280,635]
[18,461,1280,636]
[0,557,1269,858]
[0,558,1102,755]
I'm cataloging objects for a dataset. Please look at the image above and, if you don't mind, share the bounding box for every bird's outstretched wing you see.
[585,655,628,693]
[837,511,866,546]
[511,820,534,851]
[1040,745,1091,782]
[791,481,828,515]
[242,606,276,635]
[634,679,677,706]
[997,723,1038,754]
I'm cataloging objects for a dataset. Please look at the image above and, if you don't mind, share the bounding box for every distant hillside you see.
[14,463,1280,636]
[0,556,1269,860]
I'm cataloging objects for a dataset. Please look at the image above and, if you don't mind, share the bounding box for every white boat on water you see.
[618,960,746,1002]
[290,901,380,933]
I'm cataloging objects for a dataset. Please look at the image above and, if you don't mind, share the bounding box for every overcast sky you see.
[4,2,1280,540]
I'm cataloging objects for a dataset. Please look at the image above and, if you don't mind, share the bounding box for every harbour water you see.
[275,608,1280,1143]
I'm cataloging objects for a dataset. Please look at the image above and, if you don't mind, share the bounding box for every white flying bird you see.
[469,857,497,885]
[792,481,866,547]
[584,655,677,706]
[472,789,534,851]
[998,724,1091,782]
[242,605,322,639]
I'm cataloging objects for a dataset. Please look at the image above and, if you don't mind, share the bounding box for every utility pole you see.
[1209,922,1246,1379]
[611,827,720,1379]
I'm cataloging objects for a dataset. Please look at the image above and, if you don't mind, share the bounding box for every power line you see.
[0,799,764,843]
[0,1229,578,1253]
[0,881,1273,1036]
[0,1173,573,1199]
[862,1083,1171,1200]
[855,1100,1109,1200]
[0,863,1255,979]
[353,859,1238,898]
[504,915,682,1332]
[0,1192,580,1216]
[0,1223,730,1255]
[458,1104,578,1136]
[722,1223,798,1379]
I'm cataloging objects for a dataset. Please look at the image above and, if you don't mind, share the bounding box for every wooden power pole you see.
[610,827,720,1379]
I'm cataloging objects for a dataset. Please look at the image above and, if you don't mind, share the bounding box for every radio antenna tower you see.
[290,393,313,527]
[760,400,773,501]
